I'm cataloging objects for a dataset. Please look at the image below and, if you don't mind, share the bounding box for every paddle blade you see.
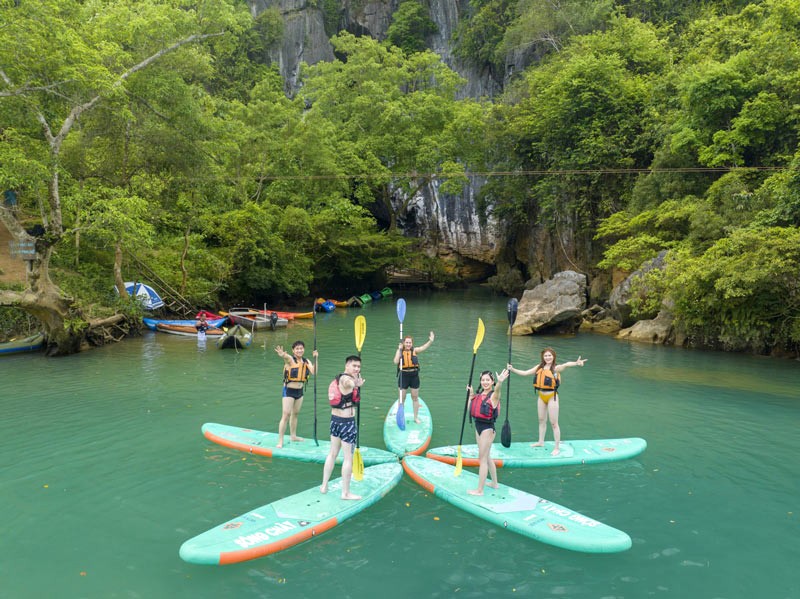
[397,298,406,323]
[501,420,512,448]
[507,298,519,327]
[353,448,364,481]
[355,315,367,352]
[473,318,486,353]
[454,446,463,476]
[396,399,406,430]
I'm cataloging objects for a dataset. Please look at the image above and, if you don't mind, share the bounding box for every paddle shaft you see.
[313,303,318,446]
[458,352,478,446]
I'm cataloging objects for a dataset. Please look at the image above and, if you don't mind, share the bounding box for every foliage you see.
[386,2,438,55]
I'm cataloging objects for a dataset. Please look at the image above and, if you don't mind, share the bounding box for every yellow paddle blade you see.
[353,448,364,481]
[473,318,485,354]
[454,446,463,476]
[354,315,367,352]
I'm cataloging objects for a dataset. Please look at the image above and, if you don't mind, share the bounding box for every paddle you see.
[313,300,319,446]
[353,315,366,481]
[500,298,519,448]
[396,298,407,430]
[455,318,485,476]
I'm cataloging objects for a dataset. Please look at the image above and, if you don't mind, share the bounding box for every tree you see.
[0,0,247,354]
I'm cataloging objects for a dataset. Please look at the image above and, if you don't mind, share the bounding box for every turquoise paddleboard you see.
[402,456,631,553]
[180,462,403,565]
[383,394,433,456]
[426,438,646,468]
[202,423,399,465]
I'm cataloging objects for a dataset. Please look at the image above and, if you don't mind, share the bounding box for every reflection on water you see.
[1,289,798,599]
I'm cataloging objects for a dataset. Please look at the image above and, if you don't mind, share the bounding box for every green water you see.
[1,288,798,598]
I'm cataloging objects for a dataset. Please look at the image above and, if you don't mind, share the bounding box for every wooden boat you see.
[143,317,226,332]
[0,333,45,356]
[216,324,252,349]
[155,323,225,337]
[226,308,289,330]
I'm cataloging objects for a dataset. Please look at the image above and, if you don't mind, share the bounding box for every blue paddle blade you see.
[396,399,406,430]
[397,298,406,323]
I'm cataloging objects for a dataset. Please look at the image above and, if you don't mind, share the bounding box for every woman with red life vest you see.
[508,347,587,456]
[321,355,364,500]
[392,332,434,424]
[467,368,510,496]
[274,341,318,449]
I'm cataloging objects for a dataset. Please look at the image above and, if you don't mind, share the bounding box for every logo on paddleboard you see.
[547,523,568,533]
[602,447,616,452]
[223,522,243,530]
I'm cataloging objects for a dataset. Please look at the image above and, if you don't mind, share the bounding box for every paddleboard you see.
[383,394,433,456]
[180,462,403,565]
[202,423,399,466]
[402,456,631,553]
[426,438,646,468]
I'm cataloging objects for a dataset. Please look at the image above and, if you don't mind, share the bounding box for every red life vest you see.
[328,375,360,409]
[470,391,498,422]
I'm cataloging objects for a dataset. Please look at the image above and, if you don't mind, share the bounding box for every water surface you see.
[1,288,798,598]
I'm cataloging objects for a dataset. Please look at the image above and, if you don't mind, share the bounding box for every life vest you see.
[400,348,419,371]
[328,374,360,409]
[284,357,310,383]
[469,391,498,422]
[534,368,560,391]
[195,321,209,332]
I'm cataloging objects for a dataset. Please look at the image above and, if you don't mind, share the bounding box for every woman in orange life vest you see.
[467,368,510,496]
[392,332,435,424]
[274,341,318,449]
[321,355,364,500]
[508,347,587,456]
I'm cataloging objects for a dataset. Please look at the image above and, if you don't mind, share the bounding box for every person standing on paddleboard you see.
[274,341,318,449]
[508,348,586,456]
[467,368,509,496]
[392,332,434,424]
[321,355,364,500]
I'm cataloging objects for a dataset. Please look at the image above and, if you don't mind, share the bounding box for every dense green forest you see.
[1,0,799,355]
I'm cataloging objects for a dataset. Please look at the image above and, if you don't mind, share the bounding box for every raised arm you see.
[555,356,587,373]
[507,363,540,377]
[274,345,293,365]
[415,331,435,353]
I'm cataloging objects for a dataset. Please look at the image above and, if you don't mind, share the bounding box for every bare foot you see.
[320,485,328,494]
[530,442,544,448]
[290,436,304,442]
[467,489,484,496]
[488,481,499,489]
[341,493,362,500]
[276,442,284,449]
[551,447,561,456]
[414,417,421,424]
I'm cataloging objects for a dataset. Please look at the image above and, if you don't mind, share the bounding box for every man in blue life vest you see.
[392,331,434,424]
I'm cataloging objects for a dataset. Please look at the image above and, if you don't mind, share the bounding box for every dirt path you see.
[0,222,29,285]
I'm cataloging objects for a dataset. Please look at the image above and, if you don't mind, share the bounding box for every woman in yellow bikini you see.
[508,347,586,456]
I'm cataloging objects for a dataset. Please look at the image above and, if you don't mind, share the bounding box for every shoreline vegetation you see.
[1,0,799,357]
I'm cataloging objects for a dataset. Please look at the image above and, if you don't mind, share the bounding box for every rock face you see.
[512,271,588,335]
[617,309,674,344]
[608,250,668,327]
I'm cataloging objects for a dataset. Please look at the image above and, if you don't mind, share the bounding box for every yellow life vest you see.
[400,348,419,371]
[284,357,310,383]
[534,368,559,391]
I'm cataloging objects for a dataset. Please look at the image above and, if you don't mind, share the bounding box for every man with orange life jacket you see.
[508,347,587,457]
[392,331,435,424]
[274,341,318,449]
[321,355,364,500]
[467,368,510,496]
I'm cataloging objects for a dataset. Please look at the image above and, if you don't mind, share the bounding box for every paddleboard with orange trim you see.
[402,456,631,553]
[202,422,398,466]
[383,394,432,456]
[425,438,646,468]
[180,462,403,565]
